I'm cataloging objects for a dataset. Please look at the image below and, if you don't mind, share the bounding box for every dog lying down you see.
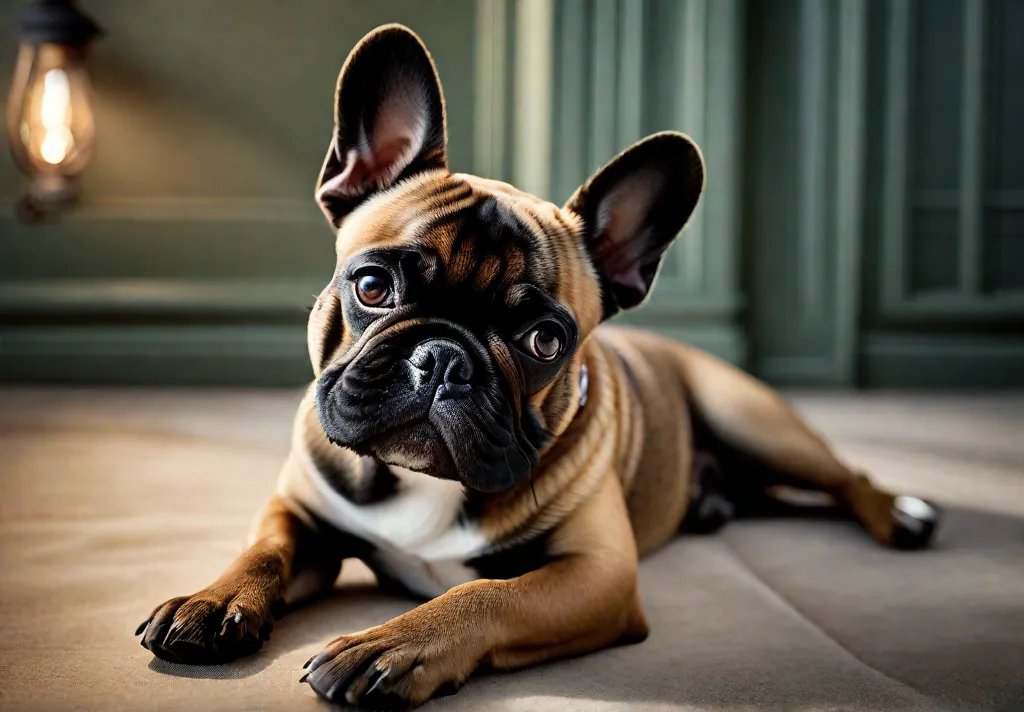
[137,24,940,709]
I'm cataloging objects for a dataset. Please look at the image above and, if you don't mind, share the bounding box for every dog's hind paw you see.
[890,495,940,549]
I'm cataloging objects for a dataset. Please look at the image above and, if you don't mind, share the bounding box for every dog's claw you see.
[164,620,186,646]
[135,619,150,636]
[366,668,390,696]
[346,664,386,704]
[303,654,316,669]
[325,679,348,702]
[306,651,331,673]
[219,614,240,641]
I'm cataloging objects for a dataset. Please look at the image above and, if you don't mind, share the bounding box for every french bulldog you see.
[137,24,939,709]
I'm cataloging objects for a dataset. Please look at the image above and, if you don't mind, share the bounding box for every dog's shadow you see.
[147,503,1024,712]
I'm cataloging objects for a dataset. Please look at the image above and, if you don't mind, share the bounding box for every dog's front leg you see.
[137,470,344,665]
[303,474,647,708]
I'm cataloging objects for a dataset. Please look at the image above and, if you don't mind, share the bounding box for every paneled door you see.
[746,0,1024,388]
[859,0,1024,386]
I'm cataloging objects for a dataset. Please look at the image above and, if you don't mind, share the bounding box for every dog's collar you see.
[578,363,589,409]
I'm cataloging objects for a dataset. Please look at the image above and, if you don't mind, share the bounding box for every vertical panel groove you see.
[589,0,618,174]
[677,0,708,293]
[833,0,868,385]
[615,0,644,148]
[512,0,555,200]
[474,0,508,180]
[881,0,913,310]
[958,0,986,295]
[552,0,589,204]
[703,0,743,299]
[797,0,829,319]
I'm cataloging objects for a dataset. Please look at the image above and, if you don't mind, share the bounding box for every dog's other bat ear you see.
[315,24,447,228]
[565,131,704,319]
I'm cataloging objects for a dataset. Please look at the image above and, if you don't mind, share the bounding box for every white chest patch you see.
[288,451,488,599]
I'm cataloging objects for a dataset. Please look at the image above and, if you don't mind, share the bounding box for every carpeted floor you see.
[1,388,1022,712]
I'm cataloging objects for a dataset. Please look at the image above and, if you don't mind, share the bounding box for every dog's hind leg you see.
[679,347,939,549]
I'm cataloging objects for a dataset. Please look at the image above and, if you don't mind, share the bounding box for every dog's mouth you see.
[314,331,544,493]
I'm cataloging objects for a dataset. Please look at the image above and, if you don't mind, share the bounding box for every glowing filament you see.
[39,69,72,164]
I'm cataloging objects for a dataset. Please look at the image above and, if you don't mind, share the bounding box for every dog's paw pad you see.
[890,495,939,549]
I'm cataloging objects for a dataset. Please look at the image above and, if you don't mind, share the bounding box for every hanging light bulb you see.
[6,0,101,221]
[39,68,74,165]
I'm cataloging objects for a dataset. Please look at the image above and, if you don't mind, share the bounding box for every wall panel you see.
[551,0,747,364]
[745,0,867,386]
[862,0,1024,386]
[1,0,479,385]
[2,0,1020,387]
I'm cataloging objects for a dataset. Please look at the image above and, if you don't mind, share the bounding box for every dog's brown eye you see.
[355,271,392,307]
[523,325,562,361]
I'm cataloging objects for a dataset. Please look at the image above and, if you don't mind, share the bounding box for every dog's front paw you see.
[302,620,478,709]
[136,591,275,665]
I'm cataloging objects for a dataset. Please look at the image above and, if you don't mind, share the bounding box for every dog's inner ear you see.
[565,132,705,318]
[316,25,447,227]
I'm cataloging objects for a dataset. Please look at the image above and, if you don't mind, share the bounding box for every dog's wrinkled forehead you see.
[334,171,588,310]
[314,24,703,332]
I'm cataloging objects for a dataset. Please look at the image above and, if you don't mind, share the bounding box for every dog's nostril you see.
[409,340,474,391]
[410,351,435,374]
[444,358,472,385]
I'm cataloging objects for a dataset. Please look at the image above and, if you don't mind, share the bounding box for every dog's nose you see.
[409,339,474,398]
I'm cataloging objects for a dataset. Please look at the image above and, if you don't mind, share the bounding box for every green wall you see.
[743,0,1024,387]
[856,0,1024,386]
[1,0,1022,387]
[550,0,747,365]
[0,0,477,385]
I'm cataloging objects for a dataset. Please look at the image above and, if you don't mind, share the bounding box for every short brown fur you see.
[138,24,938,708]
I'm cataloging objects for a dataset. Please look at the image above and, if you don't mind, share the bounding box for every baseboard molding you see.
[757,355,839,387]
[0,279,324,318]
[612,307,747,368]
[627,323,748,367]
[0,320,749,387]
[0,324,312,387]
[0,278,323,317]
[0,196,322,224]
[861,332,1024,388]
[9,326,1019,389]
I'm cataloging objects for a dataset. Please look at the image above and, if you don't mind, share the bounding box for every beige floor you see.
[1,388,1022,712]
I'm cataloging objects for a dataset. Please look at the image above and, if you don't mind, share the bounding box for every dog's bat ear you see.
[565,132,704,319]
[315,24,447,228]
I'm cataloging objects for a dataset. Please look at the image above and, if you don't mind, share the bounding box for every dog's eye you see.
[354,270,392,307]
[522,324,563,362]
